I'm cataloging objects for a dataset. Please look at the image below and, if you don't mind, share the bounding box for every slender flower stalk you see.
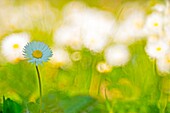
[35,65,42,113]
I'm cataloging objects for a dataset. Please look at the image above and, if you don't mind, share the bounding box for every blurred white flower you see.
[1,32,30,63]
[113,24,134,44]
[0,1,58,34]
[164,24,170,37]
[55,1,115,52]
[0,6,32,31]
[152,4,166,12]
[104,45,131,66]
[125,10,146,37]
[157,52,170,74]
[144,12,164,35]
[62,1,87,27]
[25,1,58,31]
[96,61,112,73]
[80,8,115,52]
[145,38,169,59]
[83,33,109,52]
[113,9,146,44]
[63,1,115,37]
[81,8,115,37]
[50,48,71,67]
[54,25,82,50]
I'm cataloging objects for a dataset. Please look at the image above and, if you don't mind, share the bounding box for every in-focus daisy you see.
[104,44,131,66]
[23,41,52,66]
[1,32,30,63]
[145,38,169,59]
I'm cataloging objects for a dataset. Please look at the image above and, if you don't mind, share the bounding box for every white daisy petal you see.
[1,32,30,63]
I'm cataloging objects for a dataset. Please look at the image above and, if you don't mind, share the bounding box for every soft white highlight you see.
[104,45,131,66]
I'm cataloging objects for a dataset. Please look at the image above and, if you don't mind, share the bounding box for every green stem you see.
[35,65,42,113]
[158,91,168,113]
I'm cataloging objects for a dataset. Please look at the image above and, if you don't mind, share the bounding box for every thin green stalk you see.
[158,91,168,113]
[35,65,42,113]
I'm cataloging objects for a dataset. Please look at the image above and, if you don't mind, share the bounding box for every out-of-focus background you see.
[1,0,170,113]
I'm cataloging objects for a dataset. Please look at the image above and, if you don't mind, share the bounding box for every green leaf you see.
[24,102,40,113]
[40,91,106,113]
[3,96,22,113]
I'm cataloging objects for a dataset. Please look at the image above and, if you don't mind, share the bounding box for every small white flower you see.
[144,12,164,35]
[145,38,169,59]
[157,52,170,74]
[1,32,30,63]
[50,48,71,67]
[104,45,131,66]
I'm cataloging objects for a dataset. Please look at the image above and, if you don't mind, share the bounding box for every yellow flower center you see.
[166,54,170,63]
[13,44,19,49]
[14,57,21,63]
[154,22,159,27]
[32,50,43,58]
[167,59,170,63]
[156,47,162,51]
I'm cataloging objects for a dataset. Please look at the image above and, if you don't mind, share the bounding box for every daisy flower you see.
[144,12,164,35]
[23,41,52,112]
[1,32,30,63]
[145,38,169,59]
[23,41,53,66]
[104,44,131,66]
